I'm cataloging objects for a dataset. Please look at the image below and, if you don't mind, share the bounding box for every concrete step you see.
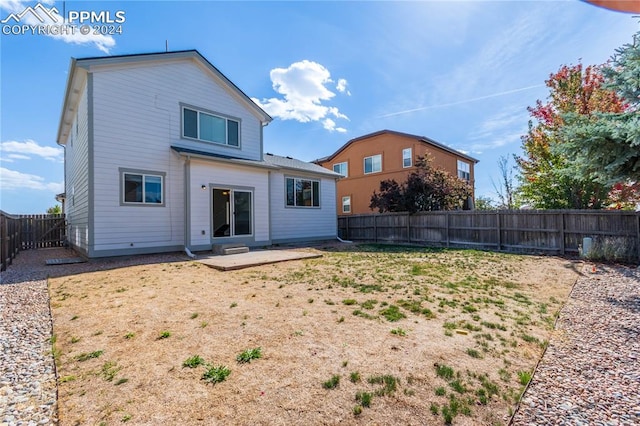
[222,246,249,255]
[212,243,249,255]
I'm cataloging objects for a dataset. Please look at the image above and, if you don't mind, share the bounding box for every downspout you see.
[184,156,195,258]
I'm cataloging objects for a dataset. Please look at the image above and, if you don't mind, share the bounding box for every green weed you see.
[236,347,262,363]
[75,350,104,362]
[323,375,340,389]
[183,355,205,368]
[202,365,231,384]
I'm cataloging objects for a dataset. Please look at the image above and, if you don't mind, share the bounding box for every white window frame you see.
[364,154,382,174]
[342,196,351,214]
[333,162,348,177]
[119,168,166,206]
[402,148,412,168]
[457,160,470,181]
[181,105,240,148]
[285,177,321,208]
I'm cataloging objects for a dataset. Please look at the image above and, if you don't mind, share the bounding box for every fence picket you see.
[0,211,66,271]
[338,210,640,262]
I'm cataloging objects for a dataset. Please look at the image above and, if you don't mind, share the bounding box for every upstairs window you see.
[182,106,240,147]
[286,177,320,207]
[333,162,348,177]
[364,154,382,174]
[402,148,412,168]
[457,160,470,181]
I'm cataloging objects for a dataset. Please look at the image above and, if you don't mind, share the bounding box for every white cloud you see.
[252,60,349,132]
[0,0,116,53]
[322,118,347,133]
[0,139,63,162]
[336,78,351,96]
[0,167,63,192]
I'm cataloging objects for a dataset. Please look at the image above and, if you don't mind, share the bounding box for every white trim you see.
[364,154,382,174]
[402,148,412,168]
[333,161,348,177]
[341,195,351,214]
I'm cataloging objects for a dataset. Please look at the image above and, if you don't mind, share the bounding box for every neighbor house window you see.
[364,154,382,174]
[120,169,165,206]
[402,148,412,168]
[457,160,470,181]
[182,106,240,147]
[342,196,351,213]
[286,177,320,207]
[333,162,348,177]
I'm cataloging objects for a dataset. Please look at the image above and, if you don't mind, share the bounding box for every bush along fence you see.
[1,211,66,272]
[338,210,640,263]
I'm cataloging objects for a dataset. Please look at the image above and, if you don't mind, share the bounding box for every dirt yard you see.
[49,244,580,425]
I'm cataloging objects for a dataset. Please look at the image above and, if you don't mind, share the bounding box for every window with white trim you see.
[342,196,351,213]
[182,106,240,147]
[457,160,470,181]
[121,170,165,205]
[286,177,320,207]
[364,154,382,174]
[402,148,412,168]
[333,162,348,177]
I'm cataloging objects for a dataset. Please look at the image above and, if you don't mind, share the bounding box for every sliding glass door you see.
[212,188,252,238]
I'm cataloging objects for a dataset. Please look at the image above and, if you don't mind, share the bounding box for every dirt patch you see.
[50,244,579,425]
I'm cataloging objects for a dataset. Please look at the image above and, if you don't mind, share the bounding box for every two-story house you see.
[315,130,478,215]
[56,50,340,258]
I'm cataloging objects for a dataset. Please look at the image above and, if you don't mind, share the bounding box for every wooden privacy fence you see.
[338,210,640,262]
[1,211,66,272]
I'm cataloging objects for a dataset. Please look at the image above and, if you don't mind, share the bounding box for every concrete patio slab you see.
[197,249,322,271]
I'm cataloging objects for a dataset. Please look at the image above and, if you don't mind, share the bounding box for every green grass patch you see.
[182,355,205,368]
[323,375,340,389]
[236,347,262,363]
[202,365,231,384]
[380,305,406,322]
[435,364,454,380]
[355,391,372,407]
[75,350,104,362]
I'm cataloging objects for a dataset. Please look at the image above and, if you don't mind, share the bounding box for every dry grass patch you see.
[50,244,579,425]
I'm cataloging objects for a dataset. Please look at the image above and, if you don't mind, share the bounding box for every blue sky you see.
[0,0,637,213]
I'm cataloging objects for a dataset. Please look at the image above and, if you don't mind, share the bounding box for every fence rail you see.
[1,211,66,272]
[338,210,640,262]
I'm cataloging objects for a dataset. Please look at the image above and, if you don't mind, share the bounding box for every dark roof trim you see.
[171,146,279,170]
[316,129,479,164]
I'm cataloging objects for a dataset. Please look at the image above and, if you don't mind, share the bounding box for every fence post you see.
[560,212,566,255]
[373,215,378,243]
[345,216,350,241]
[496,211,501,250]
[445,212,450,248]
[406,213,410,243]
[636,213,640,263]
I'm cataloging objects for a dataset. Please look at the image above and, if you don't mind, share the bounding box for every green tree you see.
[474,195,496,210]
[515,62,626,209]
[370,156,472,213]
[555,30,640,186]
[46,205,62,214]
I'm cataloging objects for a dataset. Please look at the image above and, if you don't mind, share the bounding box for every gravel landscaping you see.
[1,248,638,425]
[512,264,640,426]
